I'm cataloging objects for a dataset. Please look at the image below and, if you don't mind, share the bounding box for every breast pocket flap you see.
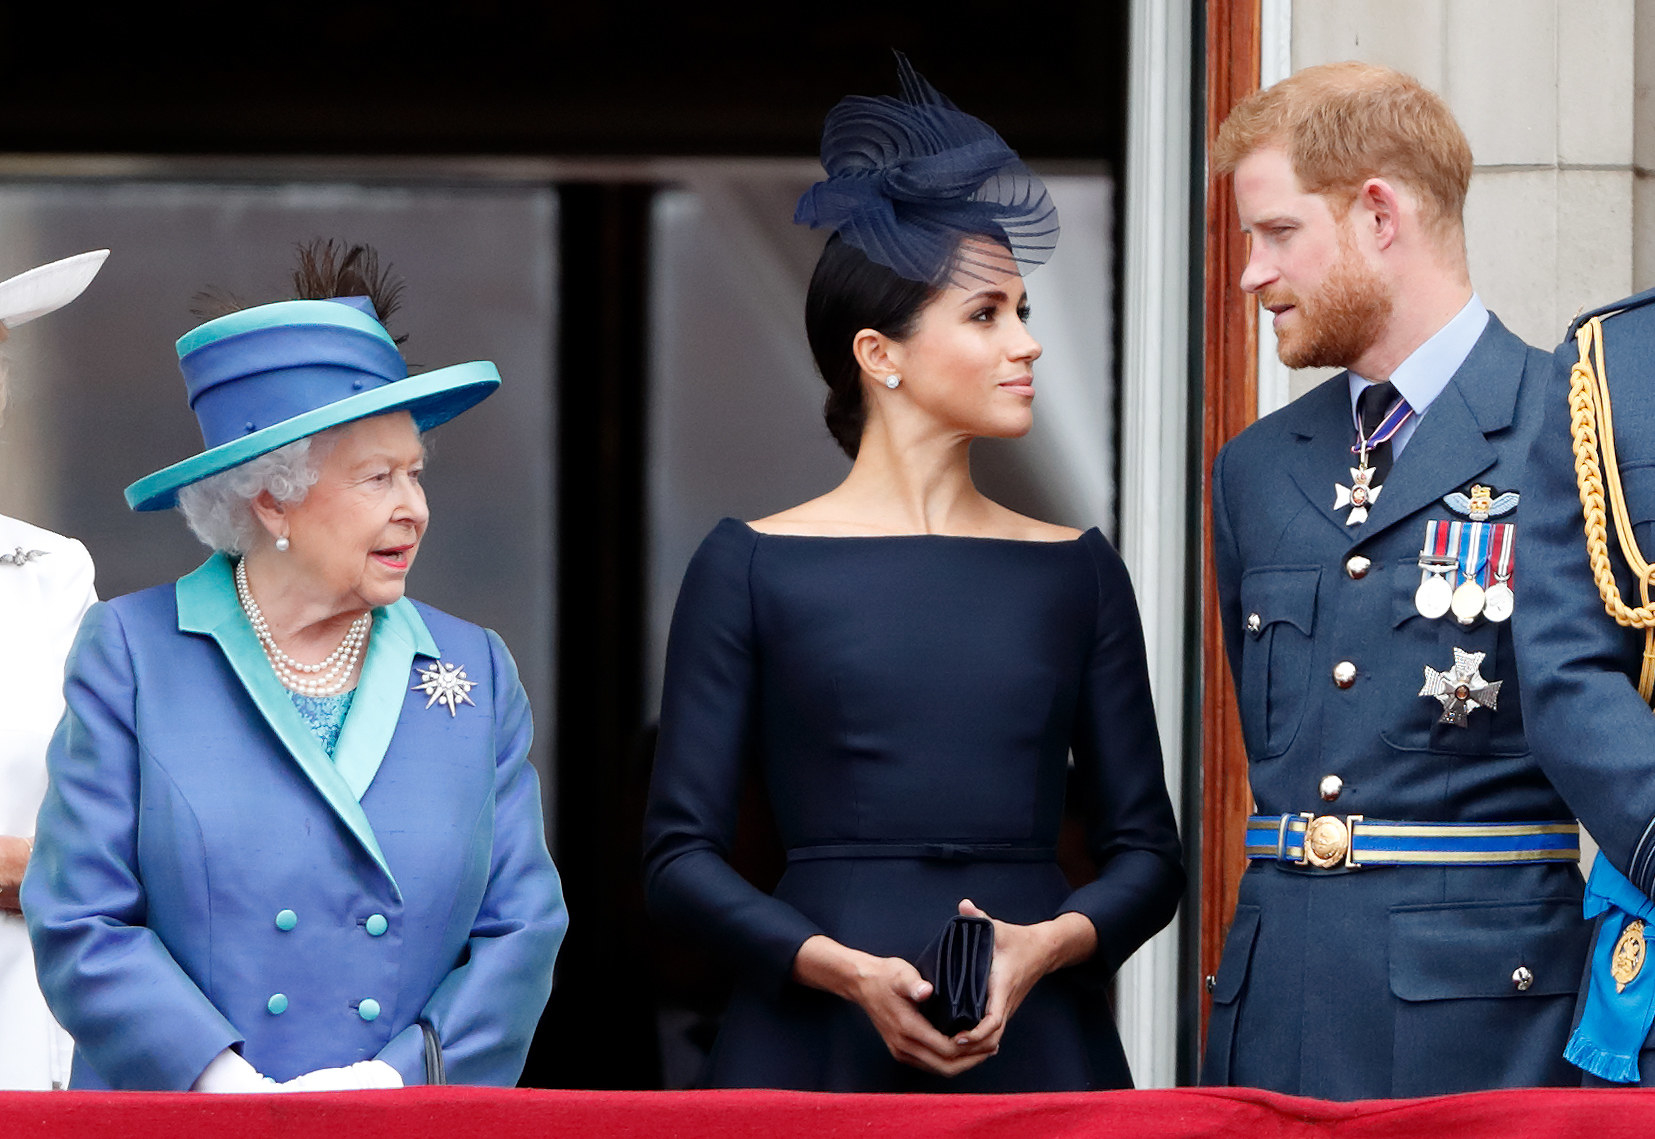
[1392,555,1431,629]
[1239,567,1319,639]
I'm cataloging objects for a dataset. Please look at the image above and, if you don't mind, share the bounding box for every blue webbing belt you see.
[1245,814,1580,868]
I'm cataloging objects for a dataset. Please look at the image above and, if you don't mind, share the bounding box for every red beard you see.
[1262,235,1392,371]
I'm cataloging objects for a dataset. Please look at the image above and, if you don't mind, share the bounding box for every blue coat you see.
[1516,289,1655,1083]
[22,553,567,1090]
[1202,316,1591,1099]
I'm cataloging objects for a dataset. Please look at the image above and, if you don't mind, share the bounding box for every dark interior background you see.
[1,4,1132,1089]
[3,6,1126,160]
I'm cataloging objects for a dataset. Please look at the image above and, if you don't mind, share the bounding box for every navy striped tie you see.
[1356,380,1400,484]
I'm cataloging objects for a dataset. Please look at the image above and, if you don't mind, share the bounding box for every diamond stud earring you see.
[884,374,901,390]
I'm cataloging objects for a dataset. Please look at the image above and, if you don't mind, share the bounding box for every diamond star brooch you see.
[412,660,478,716]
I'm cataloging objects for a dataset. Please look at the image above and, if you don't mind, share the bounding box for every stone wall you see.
[1284,0,1637,398]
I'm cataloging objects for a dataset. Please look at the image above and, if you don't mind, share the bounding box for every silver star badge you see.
[412,660,478,716]
[1334,466,1383,526]
[1420,647,1502,727]
[0,546,47,567]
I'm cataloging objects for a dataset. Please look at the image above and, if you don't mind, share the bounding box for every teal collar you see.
[175,552,441,895]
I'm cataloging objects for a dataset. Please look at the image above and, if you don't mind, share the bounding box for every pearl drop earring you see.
[275,536,290,552]
[884,374,901,390]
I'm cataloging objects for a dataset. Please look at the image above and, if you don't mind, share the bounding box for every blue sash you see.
[1565,857,1655,1083]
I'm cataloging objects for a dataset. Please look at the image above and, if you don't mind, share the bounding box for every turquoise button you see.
[275,909,297,932]
[267,993,288,1015]
[358,998,380,1022]
[365,914,388,937]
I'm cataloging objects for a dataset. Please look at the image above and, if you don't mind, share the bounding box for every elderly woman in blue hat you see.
[23,246,567,1091]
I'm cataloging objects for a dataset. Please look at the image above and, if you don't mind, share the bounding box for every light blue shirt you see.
[1347,294,1489,456]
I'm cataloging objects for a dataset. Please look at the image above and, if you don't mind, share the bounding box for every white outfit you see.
[0,514,94,1089]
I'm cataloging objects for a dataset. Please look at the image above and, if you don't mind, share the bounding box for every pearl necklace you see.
[234,558,369,696]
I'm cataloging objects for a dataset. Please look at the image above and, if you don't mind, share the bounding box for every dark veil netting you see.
[794,54,1060,288]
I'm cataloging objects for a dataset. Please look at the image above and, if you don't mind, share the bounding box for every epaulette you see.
[1566,285,1655,343]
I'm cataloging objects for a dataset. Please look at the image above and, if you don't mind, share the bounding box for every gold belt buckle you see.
[1297,812,1364,869]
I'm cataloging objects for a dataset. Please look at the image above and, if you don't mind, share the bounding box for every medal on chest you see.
[1414,487,1519,625]
[1414,553,1455,620]
[1334,391,1415,526]
[1334,464,1382,525]
[1449,521,1489,623]
[1419,646,1502,726]
[1482,520,1516,622]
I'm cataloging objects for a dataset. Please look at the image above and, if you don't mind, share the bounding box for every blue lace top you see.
[289,690,356,758]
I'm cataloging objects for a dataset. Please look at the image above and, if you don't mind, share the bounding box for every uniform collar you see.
[1348,293,1489,417]
[1281,312,1523,539]
[175,552,441,896]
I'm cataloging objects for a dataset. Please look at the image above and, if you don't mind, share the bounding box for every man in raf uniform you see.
[1517,292,1655,1086]
[1202,62,1591,1099]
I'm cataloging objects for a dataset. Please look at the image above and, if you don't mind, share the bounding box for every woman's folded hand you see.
[792,933,996,1077]
[191,1048,275,1093]
[952,900,1099,1054]
[278,1060,404,1092]
[192,1050,404,1092]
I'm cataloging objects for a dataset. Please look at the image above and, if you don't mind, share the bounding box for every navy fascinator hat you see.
[794,54,1059,287]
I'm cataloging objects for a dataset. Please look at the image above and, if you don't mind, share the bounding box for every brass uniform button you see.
[1512,966,1534,992]
[1319,775,1343,802]
[1333,661,1357,688]
[1345,555,1371,580]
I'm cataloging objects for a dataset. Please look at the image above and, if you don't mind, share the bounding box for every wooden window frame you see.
[1200,0,1262,1033]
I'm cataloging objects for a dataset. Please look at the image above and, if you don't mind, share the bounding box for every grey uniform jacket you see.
[1202,314,1591,1100]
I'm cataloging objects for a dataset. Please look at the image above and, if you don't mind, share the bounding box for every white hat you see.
[0,249,109,333]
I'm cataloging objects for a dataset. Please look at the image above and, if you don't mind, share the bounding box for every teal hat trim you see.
[125,359,500,512]
[175,298,394,356]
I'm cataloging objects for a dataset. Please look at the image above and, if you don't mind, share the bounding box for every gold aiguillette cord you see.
[1570,316,1655,700]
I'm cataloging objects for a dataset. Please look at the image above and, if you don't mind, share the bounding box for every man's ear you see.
[1357,177,1403,252]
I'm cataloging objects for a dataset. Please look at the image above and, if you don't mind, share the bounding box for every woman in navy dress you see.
[643,60,1184,1092]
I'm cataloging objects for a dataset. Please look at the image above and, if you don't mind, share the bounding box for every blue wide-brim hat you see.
[125,296,500,512]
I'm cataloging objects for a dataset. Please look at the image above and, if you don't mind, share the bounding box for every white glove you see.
[278,1059,404,1092]
[191,1047,276,1093]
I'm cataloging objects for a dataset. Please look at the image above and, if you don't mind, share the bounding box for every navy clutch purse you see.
[913,915,994,1034]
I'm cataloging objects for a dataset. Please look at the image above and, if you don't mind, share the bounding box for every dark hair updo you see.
[804,233,935,459]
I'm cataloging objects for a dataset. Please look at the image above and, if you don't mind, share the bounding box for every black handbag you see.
[912,914,994,1035]
[419,1018,446,1085]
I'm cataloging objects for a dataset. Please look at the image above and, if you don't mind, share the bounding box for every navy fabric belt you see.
[1245,813,1580,869]
[786,842,1057,863]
